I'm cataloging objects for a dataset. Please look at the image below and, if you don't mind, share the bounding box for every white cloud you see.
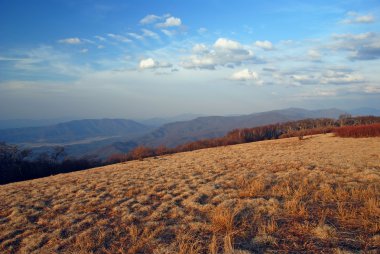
[139,58,172,70]
[230,69,260,82]
[255,40,274,50]
[214,38,242,50]
[156,17,182,28]
[308,49,321,60]
[182,38,255,69]
[58,38,82,44]
[192,44,208,53]
[331,32,380,60]
[142,29,160,40]
[333,32,374,41]
[182,55,216,70]
[140,14,161,25]
[80,48,88,53]
[139,58,156,69]
[342,12,375,24]
[107,33,132,43]
[321,70,363,84]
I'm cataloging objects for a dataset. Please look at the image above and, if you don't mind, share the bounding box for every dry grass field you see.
[0,134,379,253]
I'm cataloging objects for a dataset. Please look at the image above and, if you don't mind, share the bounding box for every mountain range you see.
[96,108,348,159]
[0,119,153,145]
[1,107,379,160]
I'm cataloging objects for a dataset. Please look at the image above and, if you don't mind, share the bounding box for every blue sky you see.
[0,0,379,119]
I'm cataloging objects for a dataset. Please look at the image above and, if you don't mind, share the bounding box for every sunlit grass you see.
[0,134,379,253]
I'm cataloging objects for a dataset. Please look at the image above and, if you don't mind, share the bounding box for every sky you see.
[0,0,379,120]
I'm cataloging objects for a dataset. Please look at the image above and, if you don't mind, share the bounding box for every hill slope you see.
[1,134,379,253]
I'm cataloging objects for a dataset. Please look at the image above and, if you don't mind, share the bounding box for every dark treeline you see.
[0,144,101,184]
[108,115,380,163]
[2,115,380,185]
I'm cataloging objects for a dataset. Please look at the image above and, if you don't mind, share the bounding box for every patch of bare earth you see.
[0,134,379,253]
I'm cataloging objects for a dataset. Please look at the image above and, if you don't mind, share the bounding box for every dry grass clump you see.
[0,134,379,253]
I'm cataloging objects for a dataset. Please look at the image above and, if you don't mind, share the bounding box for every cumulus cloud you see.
[58,38,82,44]
[350,43,380,60]
[139,58,155,69]
[139,58,172,70]
[214,38,242,50]
[230,69,261,84]
[255,40,274,50]
[156,17,182,28]
[331,32,380,60]
[342,12,375,24]
[140,14,161,25]
[182,38,256,69]
[192,44,208,53]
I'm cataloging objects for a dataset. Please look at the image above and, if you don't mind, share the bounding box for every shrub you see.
[333,123,380,138]
[129,146,155,160]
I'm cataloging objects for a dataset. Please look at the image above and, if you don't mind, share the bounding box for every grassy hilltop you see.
[0,134,379,253]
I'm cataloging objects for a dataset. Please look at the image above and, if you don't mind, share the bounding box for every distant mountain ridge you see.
[0,118,77,130]
[138,113,205,127]
[2,107,377,160]
[97,108,348,158]
[137,108,347,147]
[349,107,380,116]
[0,119,152,144]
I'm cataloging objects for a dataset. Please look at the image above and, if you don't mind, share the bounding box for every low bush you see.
[333,123,380,138]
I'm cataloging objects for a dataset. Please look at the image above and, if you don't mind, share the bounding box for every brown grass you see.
[0,134,379,253]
